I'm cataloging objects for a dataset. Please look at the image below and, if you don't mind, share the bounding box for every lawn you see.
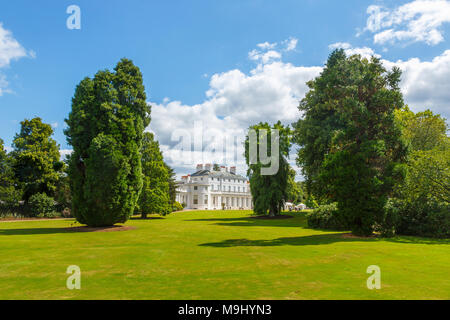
[0,210,449,300]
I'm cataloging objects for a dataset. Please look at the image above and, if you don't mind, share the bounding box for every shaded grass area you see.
[0,210,449,300]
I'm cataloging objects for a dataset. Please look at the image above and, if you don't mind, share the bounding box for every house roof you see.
[190,169,247,180]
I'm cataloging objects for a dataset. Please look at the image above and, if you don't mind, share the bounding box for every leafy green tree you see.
[395,107,449,204]
[0,139,21,204]
[213,163,220,171]
[165,162,177,209]
[286,167,302,203]
[395,106,448,152]
[245,121,292,216]
[65,59,151,227]
[294,50,407,236]
[11,118,63,201]
[137,132,171,218]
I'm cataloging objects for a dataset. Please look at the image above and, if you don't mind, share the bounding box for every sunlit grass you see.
[0,210,449,299]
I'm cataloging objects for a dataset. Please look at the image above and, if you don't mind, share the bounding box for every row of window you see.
[192,195,251,206]
[193,185,247,192]
[192,177,246,184]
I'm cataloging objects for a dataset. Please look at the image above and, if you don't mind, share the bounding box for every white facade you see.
[175,164,253,210]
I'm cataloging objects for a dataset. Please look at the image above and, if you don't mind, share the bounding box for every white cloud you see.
[0,22,34,96]
[249,37,299,64]
[0,73,10,96]
[283,38,298,51]
[382,50,450,117]
[363,1,450,46]
[257,41,277,50]
[149,40,450,178]
[148,39,319,177]
[59,149,73,160]
[329,42,381,59]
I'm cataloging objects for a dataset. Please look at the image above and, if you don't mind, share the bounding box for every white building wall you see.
[175,167,253,210]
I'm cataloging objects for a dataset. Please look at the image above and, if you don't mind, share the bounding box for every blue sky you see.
[1,0,449,176]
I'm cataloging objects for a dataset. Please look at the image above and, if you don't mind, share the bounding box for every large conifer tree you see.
[65,59,151,226]
[294,50,407,235]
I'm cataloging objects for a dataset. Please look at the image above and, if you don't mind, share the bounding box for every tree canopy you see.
[137,132,172,218]
[294,50,407,235]
[65,58,151,227]
[11,118,63,201]
[245,121,292,216]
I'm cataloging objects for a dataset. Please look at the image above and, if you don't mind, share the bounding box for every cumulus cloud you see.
[148,38,319,177]
[329,42,381,59]
[0,23,34,96]
[382,50,450,117]
[363,0,450,46]
[249,37,299,64]
[148,39,450,178]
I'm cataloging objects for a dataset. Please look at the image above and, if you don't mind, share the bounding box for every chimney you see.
[196,164,203,171]
[230,166,236,174]
[205,163,212,171]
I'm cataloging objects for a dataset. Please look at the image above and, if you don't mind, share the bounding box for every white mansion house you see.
[175,164,253,210]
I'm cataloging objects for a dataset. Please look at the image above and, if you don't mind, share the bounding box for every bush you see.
[306,203,347,230]
[378,198,450,238]
[375,199,401,237]
[38,211,61,218]
[27,193,55,217]
[172,201,183,212]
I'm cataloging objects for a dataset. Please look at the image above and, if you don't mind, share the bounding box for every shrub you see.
[397,199,449,238]
[375,199,401,237]
[38,211,61,218]
[306,203,347,230]
[378,198,450,238]
[27,193,55,217]
[172,201,183,212]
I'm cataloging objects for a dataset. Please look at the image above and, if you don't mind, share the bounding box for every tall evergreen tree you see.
[11,118,63,201]
[65,58,151,226]
[0,139,21,204]
[245,121,292,216]
[137,132,171,218]
[294,50,407,235]
[165,163,177,207]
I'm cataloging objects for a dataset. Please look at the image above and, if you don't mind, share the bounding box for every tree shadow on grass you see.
[185,215,307,228]
[199,233,450,247]
[199,233,376,247]
[384,236,450,245]
[130,216,165,220]
[0,228,85,235]
[0,225,134,235]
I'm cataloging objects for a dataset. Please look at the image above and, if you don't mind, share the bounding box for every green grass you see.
[0,210,449,300]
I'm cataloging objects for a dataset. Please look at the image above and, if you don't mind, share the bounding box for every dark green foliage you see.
[136,132,171,218]
[294,50,407,236]
[172,201,183,212]
[286,168,302,203]
[245,121,291,216]
[379,198,450,238]
[376,198,402,237]
[306,203,347,230]
[165,163,177,207]
[28,192,55,217]
[54,173,71,211]
[0,139,21,205]
[11,118,63,201]
[65,59,151,226]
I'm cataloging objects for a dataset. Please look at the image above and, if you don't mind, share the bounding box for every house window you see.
[194,186,198,190]
[204,195,208,204]
[193,195,198,205]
